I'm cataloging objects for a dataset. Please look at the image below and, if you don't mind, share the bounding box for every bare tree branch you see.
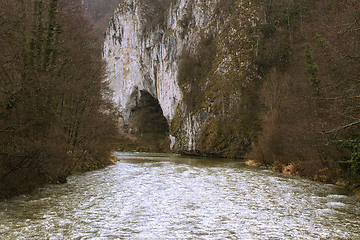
[324,120,360,134]
[337,17,360,34]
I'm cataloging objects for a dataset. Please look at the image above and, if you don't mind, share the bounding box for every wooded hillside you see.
[249,0,360,189]
[0,0,120,198]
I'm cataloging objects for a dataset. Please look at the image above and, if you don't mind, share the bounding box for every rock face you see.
[103,0,183,125]
[103,0,259,156]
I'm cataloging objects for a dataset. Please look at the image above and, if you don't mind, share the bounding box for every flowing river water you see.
[1,152,360,239]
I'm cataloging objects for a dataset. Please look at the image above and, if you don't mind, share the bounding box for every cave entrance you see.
[130,90,169,135]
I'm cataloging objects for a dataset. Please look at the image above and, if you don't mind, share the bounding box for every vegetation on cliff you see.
[174,0,360,192]
[0,0,120,198]
[177,0,262,158]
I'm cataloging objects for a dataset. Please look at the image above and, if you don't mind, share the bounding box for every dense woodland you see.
[252,0,360,190]
[0,0,120,198]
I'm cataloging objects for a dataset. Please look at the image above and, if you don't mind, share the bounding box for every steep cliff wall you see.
[103,0,260,156]
[103,0,182,123]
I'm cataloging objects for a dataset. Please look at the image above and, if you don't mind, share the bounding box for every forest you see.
[250,0,360,192]
[0,0,120,198]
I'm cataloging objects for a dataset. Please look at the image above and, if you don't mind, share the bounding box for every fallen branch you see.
[324,120,360,134]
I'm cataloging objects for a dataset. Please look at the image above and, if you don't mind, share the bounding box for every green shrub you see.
[336,140,360,181]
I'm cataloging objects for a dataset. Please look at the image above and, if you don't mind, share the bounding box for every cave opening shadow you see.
[130,90,169,135]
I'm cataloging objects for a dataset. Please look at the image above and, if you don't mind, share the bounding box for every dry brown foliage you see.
[0,0,121,198]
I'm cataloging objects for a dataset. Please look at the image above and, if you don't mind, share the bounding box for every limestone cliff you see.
[103,0,260,156]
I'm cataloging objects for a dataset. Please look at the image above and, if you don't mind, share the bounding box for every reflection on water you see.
[1,152,360,239]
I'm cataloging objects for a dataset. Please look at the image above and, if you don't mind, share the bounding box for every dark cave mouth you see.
[129,90,169,135]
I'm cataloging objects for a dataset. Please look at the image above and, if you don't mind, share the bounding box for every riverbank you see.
[0,150,120,200]
[115,132,171,153]
[245,159,360,201]
[106,131,360,201]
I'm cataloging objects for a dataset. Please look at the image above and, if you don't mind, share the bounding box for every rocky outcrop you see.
[103,0,184,124]
[103,0,259,156]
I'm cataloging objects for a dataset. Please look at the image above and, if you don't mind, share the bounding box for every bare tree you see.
[0,0,120,198]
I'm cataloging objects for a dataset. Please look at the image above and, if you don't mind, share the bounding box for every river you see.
[1,152,360,239]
